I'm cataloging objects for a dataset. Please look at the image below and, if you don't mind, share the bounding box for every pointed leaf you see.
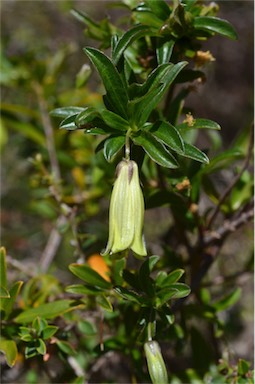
[156,39,175,65]
[183,142,209,163]
[69,263,111,290]
[114,286,142,304]
[75,107,100,128]
[194,16,238,40]
[103,135,125,162]
[14,300,82,324]
[42,326,58,340]
[84,48,129,118]
[1,281,23,317]
[113,25,153,64]
[0,286,10,298]
[213,287,241,312]
[50,107,85,118]
[100,110,130,131]
[0,247,7,289]
[96,294,113,312]
[133,130,179,168]
[66,284,102,295]
[0,339,18,367]
[157,269,185,287]
[148,121,184,154]
[145,0,170,20]
[177,118,221,131]
[60,114,79,130]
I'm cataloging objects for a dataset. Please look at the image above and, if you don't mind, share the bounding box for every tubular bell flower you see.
[144,341,168,384]
[102,160,147,258]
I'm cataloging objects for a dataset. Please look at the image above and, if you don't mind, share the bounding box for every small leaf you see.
[147,121,184,154]
[60,114,79,130]
[75,107,100,128]
[42,326,58,340]
[103,135,125,162]
[50,107,85,118]
[15,300,82,324]
[84,48,129,119]
[133,130,179,168]
[145,0,170,21]
[0,247,7,289]
[156,39,175,65]
[56,340,76,355]
[129,84,165,127]
[0,286,10,298]
[96,294,113,312]
[157,269,185,287]
[177,118,221,131]
[1,281,23,317]
[69,263,111,290]
[194,16,238,40]
[0,339,18,367]
[113,25,153,64]
[238,359,250,376]
[78,320,97,335]
[66,284,102,295]
[213,287,241,312]
[36,339,46,355]
[100,110,130,131]
[114,286,142,304]
[183,142,209,163]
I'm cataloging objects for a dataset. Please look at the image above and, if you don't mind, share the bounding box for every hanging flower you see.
[102,159,147,258]
[144,340,168,384]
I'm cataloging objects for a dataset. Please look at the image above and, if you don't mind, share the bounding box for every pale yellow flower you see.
[102,160,147,258]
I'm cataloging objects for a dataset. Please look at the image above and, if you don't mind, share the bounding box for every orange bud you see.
[87,254,111,282]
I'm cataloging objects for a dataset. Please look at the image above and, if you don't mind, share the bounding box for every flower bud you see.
[144,341,168,384]
[102,160,147,258]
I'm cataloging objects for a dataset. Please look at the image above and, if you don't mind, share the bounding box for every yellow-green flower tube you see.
[102,160,147,258]
[144,340,168,384]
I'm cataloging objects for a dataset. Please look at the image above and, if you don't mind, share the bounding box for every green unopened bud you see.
[144,341,168,384]
[102,160,147,258]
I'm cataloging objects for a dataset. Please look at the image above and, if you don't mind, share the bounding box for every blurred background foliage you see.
[0,1,254,383]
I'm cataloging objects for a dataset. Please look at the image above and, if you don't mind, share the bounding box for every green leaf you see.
[213,287,241,312]
[177,118,221,131]
[36,339,46,355]
[156,39,175,65]
[0,339,18,367]
[75,107,100,128]
[50,106,85,118]
[0,247,7,289]
[1,281,23,317]
[96,294,113,312]
[103,135,125,162]
[147,121,184,155]
[183,142,209,163]
[157,283,190,305]
[100,110,130,131]
[69,263,111,290]
[78,320,97,335]
[133,9,164,29]
[132,131,179,168]
[42,326,58,340]
[194,16,238,40]
[238,359,251,376]
[145,0,170,21]
[60,114,79,130]
[15,300,82,324]
[0,286,10,298]
[56,340,76,355]
[113,25,153,64]
[84,48,129,119]
[66,284,102,296]
[200,149,243,175]
[157,269,185,287]
[129,84,165,127]
[114,286,143,305]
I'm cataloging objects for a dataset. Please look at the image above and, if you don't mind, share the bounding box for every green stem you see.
[147,322,153,341]
[125,133,130,160]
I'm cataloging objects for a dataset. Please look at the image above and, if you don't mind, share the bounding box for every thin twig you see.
[33,82,61,182]
[40,215,67,272]
[206,123,254,229]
